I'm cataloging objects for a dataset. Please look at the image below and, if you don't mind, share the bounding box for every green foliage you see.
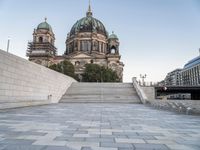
[82,64,119,82]
[49,64,62,73]
[61,60,75,78]
[49,62,119,82]
[48,60,75,78]
[82,64,101,82]
[101,67,119,82]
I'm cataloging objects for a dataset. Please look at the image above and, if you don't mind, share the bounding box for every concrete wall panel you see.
[0,49,76,109]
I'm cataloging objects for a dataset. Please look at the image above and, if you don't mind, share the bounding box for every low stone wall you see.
[148,99,200,115]
[141,86,155,100]
[132,77,147,104]
[0,49,76,109]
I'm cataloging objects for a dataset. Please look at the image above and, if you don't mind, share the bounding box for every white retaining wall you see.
[141,87,155,100]
[132,77,147,104]
[0,49,76,109]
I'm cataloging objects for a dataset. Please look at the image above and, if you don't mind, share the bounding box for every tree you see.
[101,67,119,82]
[61,60,75,78]
[49,64,62,73]
[82,64,119,82]
[48,60,76,79]
[82,64,101,82]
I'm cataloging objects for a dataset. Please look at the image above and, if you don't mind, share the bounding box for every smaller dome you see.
[109,31,118,40]
[37,18,52,31]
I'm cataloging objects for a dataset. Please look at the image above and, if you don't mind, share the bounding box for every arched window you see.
[81,40,91,51]
[39,37,43,43]
[84,41,87,51]
[33,36,36,42]
[75,61,80,66]
[111,49,116,54]
[88,41,91,52]
[101,42,103,53]
[110,46,116,54]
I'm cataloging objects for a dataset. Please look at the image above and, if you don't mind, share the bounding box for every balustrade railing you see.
[137,80,159,87]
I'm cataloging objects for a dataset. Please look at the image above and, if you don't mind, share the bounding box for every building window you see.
[81,40,91,51]
[88,41,91,52]
[110,46,116,54]
[75,61,80,66]
[39,37,43,43]
[101,42,103,53]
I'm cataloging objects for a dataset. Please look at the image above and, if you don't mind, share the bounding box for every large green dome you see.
[37,19,52,31]
[70,15,107,37]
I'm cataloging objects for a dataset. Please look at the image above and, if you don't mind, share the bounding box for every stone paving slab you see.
[0,103,200,150]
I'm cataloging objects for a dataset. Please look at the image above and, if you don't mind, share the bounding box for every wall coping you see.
[132,77,148,104]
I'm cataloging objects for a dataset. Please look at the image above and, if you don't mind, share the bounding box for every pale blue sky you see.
[0,0,200,82]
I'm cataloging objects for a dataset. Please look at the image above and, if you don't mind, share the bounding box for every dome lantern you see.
[86,0,93,17]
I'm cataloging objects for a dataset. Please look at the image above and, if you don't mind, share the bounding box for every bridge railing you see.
[137,80,160,87]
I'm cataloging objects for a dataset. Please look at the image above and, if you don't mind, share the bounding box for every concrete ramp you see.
[60,83,141,103]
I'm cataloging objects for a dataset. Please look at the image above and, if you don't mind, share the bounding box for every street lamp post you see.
[140,74,147,86]
[6,37,11,53]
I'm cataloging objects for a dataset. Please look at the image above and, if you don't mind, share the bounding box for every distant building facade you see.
[181,55,200,86]
[27,4,124,81]
[163,51,200,86]
[164,69,182,86]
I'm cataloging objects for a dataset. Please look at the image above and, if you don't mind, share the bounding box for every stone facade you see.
[162,51,200,86]
[27,4,124,81]
[164,69,182,86]
[27,18,57,67]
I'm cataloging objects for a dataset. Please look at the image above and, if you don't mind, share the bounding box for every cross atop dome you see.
[86,0,93,17]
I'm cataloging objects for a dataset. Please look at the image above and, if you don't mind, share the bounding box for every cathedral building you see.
[26,18,57,67]
[27,4,124,81]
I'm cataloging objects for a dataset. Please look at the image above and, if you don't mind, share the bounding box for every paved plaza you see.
[0,103,200,150]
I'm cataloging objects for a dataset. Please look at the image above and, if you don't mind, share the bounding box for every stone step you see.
[61,99,140,102]
[70,83,134,88]
[65,88,137,95]
[64,91,137,95]
[59,82,141,103]
[60,98,140,103]
[71,82,132,85]
[61,95,139,99]
[60,99,141,103]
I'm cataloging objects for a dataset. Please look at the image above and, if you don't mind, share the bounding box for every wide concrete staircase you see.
[60,83,141,103]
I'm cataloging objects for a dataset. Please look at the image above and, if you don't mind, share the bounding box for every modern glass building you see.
[181,55,200,86]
